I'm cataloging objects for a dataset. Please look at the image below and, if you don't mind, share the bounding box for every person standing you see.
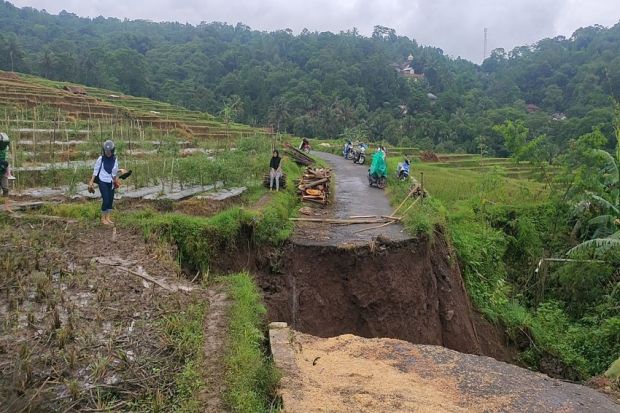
[269,149,283,191]
[88,140,118,225]
[0,133,10,197]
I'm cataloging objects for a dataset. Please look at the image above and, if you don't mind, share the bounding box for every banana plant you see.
[569,108,620,257]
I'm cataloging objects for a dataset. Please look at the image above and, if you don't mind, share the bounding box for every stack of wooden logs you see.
[290,179,427,233]
[284,143,315,166]
[298,167,331,205]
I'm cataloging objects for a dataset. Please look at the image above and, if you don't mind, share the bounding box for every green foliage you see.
[449,213,510,315]
[606,355,620,380]
[566,126,620,257]
[43,202,101,220]
[385,156,618,379]
[224,273,280,412]
[4,1,620,153]
[493,120,529,160]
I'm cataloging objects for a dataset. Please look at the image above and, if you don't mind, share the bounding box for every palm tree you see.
[267,97,289,133]
[6,36,23,72]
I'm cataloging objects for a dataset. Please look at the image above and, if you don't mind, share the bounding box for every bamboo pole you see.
[399,197,422,217]
[391,186,416,217]
[353,220,398,234]
[289,217,388,224]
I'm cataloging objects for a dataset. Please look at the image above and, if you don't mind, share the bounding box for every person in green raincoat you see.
[369,147,387,179]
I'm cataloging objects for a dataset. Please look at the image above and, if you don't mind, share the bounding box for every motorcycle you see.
[352,144,367,164]
[343,142,353,159]
[397,161,410,180]
[368,170,387,189]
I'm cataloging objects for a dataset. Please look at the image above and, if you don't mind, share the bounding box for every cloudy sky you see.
[8,0,620,62]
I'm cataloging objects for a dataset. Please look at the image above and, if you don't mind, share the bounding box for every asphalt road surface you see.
[292,151,412,246]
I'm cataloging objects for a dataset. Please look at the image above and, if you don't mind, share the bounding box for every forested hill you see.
[0,0,619,155]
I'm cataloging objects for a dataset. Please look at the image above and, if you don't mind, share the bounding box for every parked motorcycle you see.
[368,171,387,189]
[397,160,410,180]
[352,143,367,164]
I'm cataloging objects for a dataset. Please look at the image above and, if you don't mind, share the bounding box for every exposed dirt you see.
[275,330,620,413]
[0,217,206,411]
[257,230,509,360]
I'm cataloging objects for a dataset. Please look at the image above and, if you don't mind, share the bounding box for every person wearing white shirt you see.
[88,140,119,225]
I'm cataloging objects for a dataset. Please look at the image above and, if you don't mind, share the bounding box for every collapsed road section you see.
[257,230,507,358]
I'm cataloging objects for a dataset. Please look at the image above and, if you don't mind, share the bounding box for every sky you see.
[8,0,620,63]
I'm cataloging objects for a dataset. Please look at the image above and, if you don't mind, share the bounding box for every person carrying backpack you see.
[88,140,119,225]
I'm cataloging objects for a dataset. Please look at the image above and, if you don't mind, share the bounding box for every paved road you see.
[292,152,412,246]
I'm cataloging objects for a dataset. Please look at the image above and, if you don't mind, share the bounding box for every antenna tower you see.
[483,28,488,61]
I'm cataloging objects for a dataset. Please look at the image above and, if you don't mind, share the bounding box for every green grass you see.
[223,273,280,412]
[383,157,620,379]
[45,148,303,271]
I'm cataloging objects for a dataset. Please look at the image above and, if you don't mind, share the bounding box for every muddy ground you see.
[0,216,209,412]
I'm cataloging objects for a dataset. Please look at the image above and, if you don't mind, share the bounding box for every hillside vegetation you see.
[0,1,618,405]
[1,1,619,158]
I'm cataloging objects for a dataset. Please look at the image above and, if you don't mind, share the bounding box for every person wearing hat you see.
[0,133,11,197]
[88,140,119,225]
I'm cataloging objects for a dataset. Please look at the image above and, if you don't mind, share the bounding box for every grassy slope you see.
[45,154,302,411]
[386,158,618,379]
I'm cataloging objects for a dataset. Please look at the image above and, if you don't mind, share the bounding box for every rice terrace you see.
[0,1,620,412]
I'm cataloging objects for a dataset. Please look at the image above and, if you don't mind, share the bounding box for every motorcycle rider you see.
[397,158,410,180]
[368,147,388,188]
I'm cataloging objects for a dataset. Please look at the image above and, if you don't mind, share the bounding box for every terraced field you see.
[0,70,278,200]
[387,147,557,180]
[1,71,265,139]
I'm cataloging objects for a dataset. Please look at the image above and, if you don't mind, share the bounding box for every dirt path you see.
[199,284,232,412]
[271,328,620,413]
[293,152,411,246]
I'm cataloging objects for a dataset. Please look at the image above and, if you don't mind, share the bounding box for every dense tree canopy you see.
[1,1,620,156]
